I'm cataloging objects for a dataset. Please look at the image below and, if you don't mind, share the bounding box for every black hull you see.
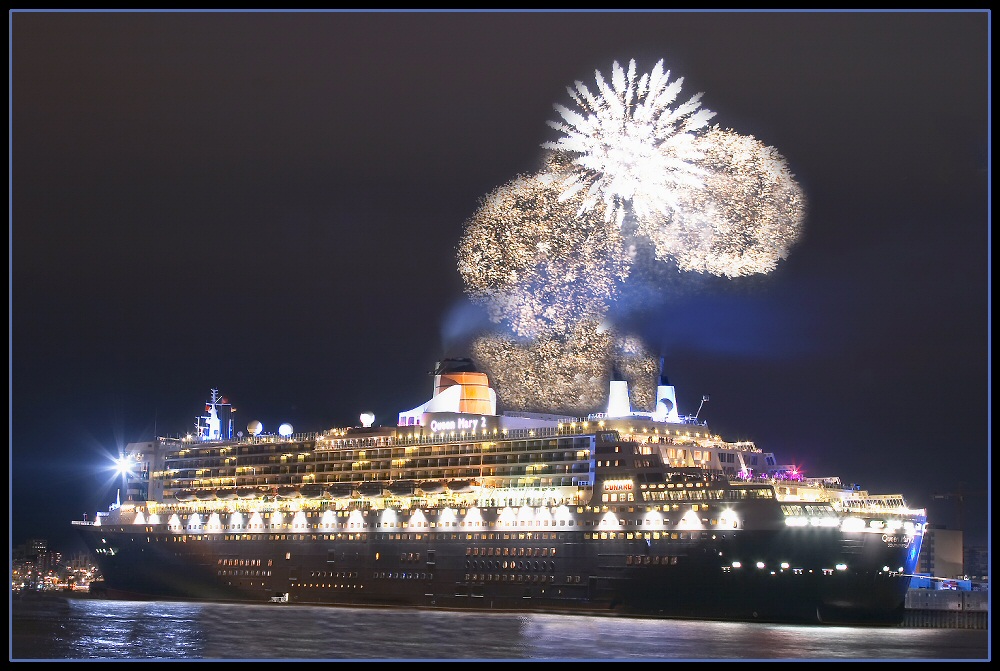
[77,525,915,626]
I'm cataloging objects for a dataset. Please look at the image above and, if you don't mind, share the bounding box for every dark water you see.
[10,596,990,661]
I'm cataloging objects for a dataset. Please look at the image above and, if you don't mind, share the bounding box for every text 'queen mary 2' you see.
[74,359,925,625]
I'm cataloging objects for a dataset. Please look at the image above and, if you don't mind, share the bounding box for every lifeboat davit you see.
[299,484,325,499]
[387,481,416,497]
[447,480,475,493]
[358,482,385,497]
[326,484,355,499]
[237,487,261,499]
[277,485,302,499]
[173,489,196,502]
[194,489,218,501]
[418,481,446,494]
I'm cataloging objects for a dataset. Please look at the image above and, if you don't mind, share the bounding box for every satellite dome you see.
[360,412,375,428]
[247,420,263,436]
[278,423,294,437]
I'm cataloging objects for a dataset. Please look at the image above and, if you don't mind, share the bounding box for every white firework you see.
[471,321,660,416]
[542,59,716,228]
[457,166,630,339]
[637,127,807,277]
[456,59,808,416]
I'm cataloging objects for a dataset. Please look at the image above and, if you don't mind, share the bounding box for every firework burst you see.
[456,58,807,415]
[472,325,611,416]
[542,58,716,228]
[611,334,660,412]
[470,322,661,416]
[457,164,630,338]
[637,126,807,277]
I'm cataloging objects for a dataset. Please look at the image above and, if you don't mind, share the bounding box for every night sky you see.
[11,10,989,554]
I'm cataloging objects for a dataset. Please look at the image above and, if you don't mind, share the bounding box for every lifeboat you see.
[358,482,385,497]
[194,489,218,501]
[237,487,261,499]
[417,481,446,494]
[215,488,238,501]
[173,489,196,502]
[299,484,325,499]
[387,481,416,497]
[276,486,302,499]
[326,484,355,499]
[447,480,475,493]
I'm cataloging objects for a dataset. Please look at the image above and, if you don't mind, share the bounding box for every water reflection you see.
[11,598,989,661]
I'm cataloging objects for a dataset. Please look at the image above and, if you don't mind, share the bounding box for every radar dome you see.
[360,412,375,428]
[278,423,293,437]
[247,420,263,436]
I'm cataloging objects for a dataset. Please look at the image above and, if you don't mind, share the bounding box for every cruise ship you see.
[73,359,926,624]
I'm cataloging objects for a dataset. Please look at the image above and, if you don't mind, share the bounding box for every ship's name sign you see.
[604,480,633,492]
[425,413,499,433]
[881,533,913,548]
[430,417,483,432]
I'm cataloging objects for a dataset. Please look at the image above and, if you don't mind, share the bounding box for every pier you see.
[901,589,989,629]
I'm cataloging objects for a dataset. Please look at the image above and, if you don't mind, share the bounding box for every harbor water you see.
[10,596,991,661]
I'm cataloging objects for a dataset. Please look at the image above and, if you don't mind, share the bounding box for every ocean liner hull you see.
[77,514,916,625]
[75,364,924,626]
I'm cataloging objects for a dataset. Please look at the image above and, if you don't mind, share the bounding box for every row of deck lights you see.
[785,515,921,534]
[727,561,852,575]
[122,504,732,534]
[320,422,727,445]
[726,562,904,575]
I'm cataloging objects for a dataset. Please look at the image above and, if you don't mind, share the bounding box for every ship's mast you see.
[197,389,227,441]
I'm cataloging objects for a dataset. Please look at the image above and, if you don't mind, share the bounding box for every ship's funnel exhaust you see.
[432,358,494,415]
[607,380,631,418]
[654,357,681,422]
[607,356,681,421]
[399,358,498,426]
